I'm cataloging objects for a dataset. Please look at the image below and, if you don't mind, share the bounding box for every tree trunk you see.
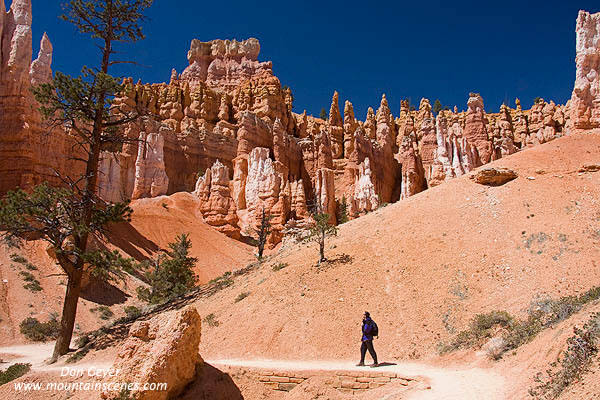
[319,233,325,264]
[50,33,107,363]
[258,244,264,260]
[51,267,83,362]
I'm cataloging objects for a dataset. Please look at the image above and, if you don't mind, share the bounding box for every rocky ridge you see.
[1,2,599,246]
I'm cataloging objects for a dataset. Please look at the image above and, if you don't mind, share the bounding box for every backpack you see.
[371,320,379,337]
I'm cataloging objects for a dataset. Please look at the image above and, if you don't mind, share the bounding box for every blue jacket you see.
[362,317,375,341]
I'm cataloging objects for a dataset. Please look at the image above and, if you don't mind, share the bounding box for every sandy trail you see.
[0,343,112,373]
[207,358,506,400]
[0,344,506,399]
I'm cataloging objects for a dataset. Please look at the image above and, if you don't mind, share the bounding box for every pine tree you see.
[137,234,198,304]
[0,0,153,362]
[433,99,442,114]
[320,108,327,120]
[254,208,272,260]
[336,196,349,224]
[304,200,338,265]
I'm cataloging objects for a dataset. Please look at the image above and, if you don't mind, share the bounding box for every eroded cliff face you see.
[569,10,600,131]
[2,3,598,246]
[0,0,81,194]
[101,34,572,243]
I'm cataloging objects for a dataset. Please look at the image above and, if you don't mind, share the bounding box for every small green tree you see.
[304,200,338,265]
[433,99,442,114]
[534,97,543,104]
[253,208,272,260]
[137,234,198,304]
[336,196,349,224]
[319,108,327,120]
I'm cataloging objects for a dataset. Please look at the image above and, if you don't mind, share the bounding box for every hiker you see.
[357,311,378,367]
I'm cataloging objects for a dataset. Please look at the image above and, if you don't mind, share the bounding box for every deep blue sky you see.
[16,1,600,118]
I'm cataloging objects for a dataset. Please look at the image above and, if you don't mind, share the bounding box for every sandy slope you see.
[111,192,254,284]
[188,132,600,397]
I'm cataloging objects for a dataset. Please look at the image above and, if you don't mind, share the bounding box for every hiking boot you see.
[369,363,379,368]
[356,362,365,367]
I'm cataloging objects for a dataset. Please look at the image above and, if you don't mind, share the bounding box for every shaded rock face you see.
[102,306,202,400]
[570,10,600,130]
[194,160,240,239]
[0,3,586,246]
[97,118,169,202]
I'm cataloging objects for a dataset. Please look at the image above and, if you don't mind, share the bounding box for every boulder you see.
[102,306,202,400]
[470,167,518,186]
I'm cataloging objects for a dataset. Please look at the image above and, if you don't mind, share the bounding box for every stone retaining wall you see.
[216,365,418,394]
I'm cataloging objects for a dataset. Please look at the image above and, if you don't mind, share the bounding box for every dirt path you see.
[207,358,506,400]
[0,344,506,399]
[0,343,112,373]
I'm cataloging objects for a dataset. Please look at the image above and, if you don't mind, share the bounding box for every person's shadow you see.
[373,362,397,367]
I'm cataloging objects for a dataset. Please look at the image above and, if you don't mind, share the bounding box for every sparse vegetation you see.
[209,271,234,290]
[161,202,169,210]
[440,310,515,353]
[319,108,327,120]
[123,306,142,320]
[11,254,37,271]
[235,292,250,303]
[433,99,442,114]
[19,271,42,292]
[304,199,338,265]
[441,286,600,359]
[272,262,288,271]
[90,305,114,320]
[137,233,198,304]
[336,196,349,224]
[0,363,31,386]
[250,208,272,260]
[75,334,90,349]
[113,387,136,400]
[66,347,90,364]
[10,254,28,264]
[203,313,220,327]
[529,312,600,399]
[19,315,60,342]
[376,194,389,209]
